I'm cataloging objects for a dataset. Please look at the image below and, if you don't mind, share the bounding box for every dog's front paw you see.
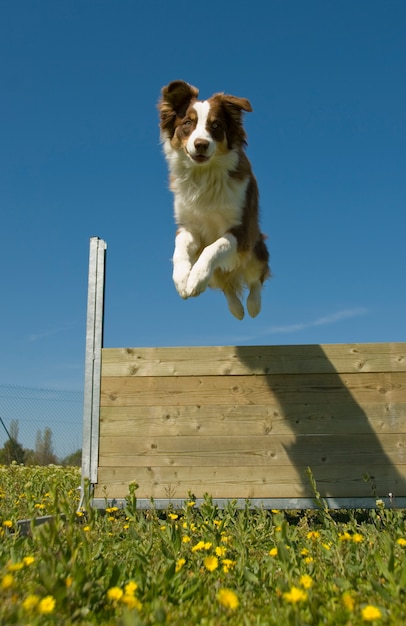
[186,262,211,297]
[173,265,191,299]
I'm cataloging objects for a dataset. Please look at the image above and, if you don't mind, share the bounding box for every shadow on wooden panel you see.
[236,344,406,501]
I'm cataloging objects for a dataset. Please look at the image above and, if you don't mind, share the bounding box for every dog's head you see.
[159,80,252,164]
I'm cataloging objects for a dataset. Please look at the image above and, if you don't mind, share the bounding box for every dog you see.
[158,80,270,319]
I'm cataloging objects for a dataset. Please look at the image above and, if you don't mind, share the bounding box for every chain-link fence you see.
[0,384,83,463]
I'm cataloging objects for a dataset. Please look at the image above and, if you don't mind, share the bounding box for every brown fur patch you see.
[159,81,199,138]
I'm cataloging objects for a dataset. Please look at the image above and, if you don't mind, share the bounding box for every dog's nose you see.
[194,139,209,153]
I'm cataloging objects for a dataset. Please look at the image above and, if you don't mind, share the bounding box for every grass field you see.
[1,464,406,625]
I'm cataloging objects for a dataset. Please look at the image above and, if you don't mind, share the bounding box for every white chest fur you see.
[165,144,248,244]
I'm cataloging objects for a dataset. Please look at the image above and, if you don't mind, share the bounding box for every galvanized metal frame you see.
[81,237,106,494]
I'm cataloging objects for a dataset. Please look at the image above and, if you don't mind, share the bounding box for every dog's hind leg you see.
[224,290,245,320]
[247,281,262,318]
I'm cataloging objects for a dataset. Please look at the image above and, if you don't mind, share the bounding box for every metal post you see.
[81,237,107,491]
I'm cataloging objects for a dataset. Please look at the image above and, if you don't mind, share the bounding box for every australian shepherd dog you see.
[158,80,270,319]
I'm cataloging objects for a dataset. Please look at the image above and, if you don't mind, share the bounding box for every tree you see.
[34,427,58,465]
[61,449,82,466]
[0,419,26,464]
[0,438,26,464]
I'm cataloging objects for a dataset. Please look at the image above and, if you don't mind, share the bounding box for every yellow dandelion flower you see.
[217,588,239,610]
[76,510,84,517]
[342,591,355,612]
[124,581,138,595]
[275,525,282,532]
[160,525,166,531]
[23,556,35,566]
[105,506,118,514]
[213,520,222,526]
[300,548,309,556]
[123,524,129,530]
[192,540,206,552]
[222,559,236,573]
[187,500,196,507]
[8,561,24,572]
[269,547,278,557]
[34,503,45,509]
[122,594,142,610]
[2,520,13,528]
[182,535,191,543]
[1,573,14,589]
[168,513,179,520]
[396,537,406,547]
[221,534,231,544]
[38,595,56,614]
[107,586,124,602]
[300,574,313,589]
[204,555,218,572]
[361,605,382,621]
[271,509,280,513]
[306,530,320,540]
[22,594,40,611]
[304,556,314,564]
[339,532,352,542]
[175,558,186,572]
[66,576,73,588]
[283,586,308,604]
[215,545,227,557]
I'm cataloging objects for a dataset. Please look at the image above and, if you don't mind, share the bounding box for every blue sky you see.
[1,0,405,392]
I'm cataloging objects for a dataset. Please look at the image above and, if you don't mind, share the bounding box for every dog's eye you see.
[183,119,192,127]
[211,121,221,130]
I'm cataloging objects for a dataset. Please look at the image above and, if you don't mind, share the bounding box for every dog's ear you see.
[214,93,253,148]
[162,80,199,111]
[159,80,199,137]
[221,95,252,114]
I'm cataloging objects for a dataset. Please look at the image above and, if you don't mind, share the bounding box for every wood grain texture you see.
[101,343,406,376]
[100,404,406,436]
[93,464,406,500]
[100,373,405,407]
[94,342,406,503]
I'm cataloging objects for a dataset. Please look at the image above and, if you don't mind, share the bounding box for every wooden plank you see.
[98,433,406,467]
[94,464,406,500]
[100,372,406,408]
[101,343,406,377]
[100,403,406,436]
[95,342,406,506]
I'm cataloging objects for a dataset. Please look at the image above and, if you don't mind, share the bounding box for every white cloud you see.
[270,307,368,334]
[28,323,76,343]
[312,308,368,327]
[231,307,368,343]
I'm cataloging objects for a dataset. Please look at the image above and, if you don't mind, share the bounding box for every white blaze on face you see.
[187,101,215,159]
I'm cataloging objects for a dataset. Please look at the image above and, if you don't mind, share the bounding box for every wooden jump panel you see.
[94,343,406,505]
